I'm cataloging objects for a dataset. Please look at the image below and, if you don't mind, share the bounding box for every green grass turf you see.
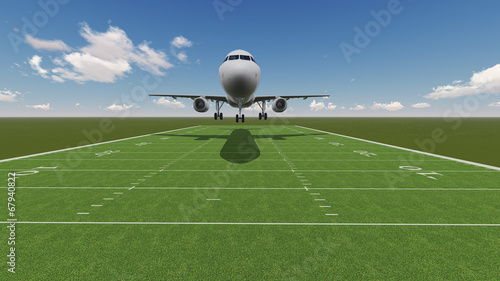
[1,117,500,167]
[0,125,499,279]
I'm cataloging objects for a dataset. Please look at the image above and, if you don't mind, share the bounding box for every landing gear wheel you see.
[264,113,268,120]
[242,114,245,123]
[259,112,262,120]
[214,113,218,120]
[236,114,239,123]
[219,113,223,120]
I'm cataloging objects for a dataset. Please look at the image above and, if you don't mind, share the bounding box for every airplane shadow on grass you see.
[155,129,325,164]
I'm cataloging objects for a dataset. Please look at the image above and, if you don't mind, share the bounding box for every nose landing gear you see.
[236,114,245,123]
[235,97,245,123]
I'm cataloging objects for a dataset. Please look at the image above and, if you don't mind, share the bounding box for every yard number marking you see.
[15,166,58,177]
[399,166,443,180]
[95,150,120,157]
[354,150,377,157]
[329,142,344,146]
[135,142,151,146]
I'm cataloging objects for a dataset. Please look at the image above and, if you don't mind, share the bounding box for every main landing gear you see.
[257,101,267,120]
[214,101,224,120]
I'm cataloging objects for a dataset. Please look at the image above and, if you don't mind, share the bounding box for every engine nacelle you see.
[193,97,209,112]
[272,98,287,113]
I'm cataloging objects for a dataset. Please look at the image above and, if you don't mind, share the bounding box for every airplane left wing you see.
[149,94,227,102]
[253,94,330,102]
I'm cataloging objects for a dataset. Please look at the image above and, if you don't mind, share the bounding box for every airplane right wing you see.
[253,94,330,102]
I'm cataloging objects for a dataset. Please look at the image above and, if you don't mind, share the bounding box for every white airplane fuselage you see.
[218,50,261,108]
[149,49,329,122]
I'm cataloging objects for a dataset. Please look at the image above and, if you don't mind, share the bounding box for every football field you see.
[1,125,499,279]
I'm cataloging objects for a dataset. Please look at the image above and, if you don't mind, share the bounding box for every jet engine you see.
[193,97,209,112]
[272,98,287,113]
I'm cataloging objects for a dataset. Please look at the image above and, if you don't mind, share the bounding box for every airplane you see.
[149,49,330,123]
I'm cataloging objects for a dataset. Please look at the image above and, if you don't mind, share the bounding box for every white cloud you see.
[176,51,188,62]
[327,102,337,110]
[75,103,80,107]
[371,101,404,111]
[349,105,366,111]
[105,103,134,111]
[0,89,21,102]
[340,106,345,110]
[425,64,500,100]
[29,55,49,78]
[51,75,65,83]
[412,102,430,108]
[153,97,186,108]
[309,100,325,111]
[54,52,131,83]
[171,36,193,48]
[26,103,51,110]
[25,35,71,52]
[350,78,355,82]
[170,36,193,62]
[488,101,500,107]
[27,23,174,83]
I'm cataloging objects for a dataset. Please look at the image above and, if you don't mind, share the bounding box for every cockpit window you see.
[240,55,250,61]
[228,55,239,60]
[223,56,228,62]
[250,57,257,64]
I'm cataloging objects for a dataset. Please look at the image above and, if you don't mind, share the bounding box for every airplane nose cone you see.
[219,60,260,99]
[225,67,255,97]
[228,64,249,81]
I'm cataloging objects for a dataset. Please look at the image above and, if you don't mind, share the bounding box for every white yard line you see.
[1,221,498,226]
[295,125,500,172]
[0,125,200,163]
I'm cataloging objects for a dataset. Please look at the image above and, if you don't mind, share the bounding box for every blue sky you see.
[2,0,500,117]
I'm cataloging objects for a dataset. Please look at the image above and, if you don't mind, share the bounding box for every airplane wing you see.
[253,95,330,102]
[149,94,227,102]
